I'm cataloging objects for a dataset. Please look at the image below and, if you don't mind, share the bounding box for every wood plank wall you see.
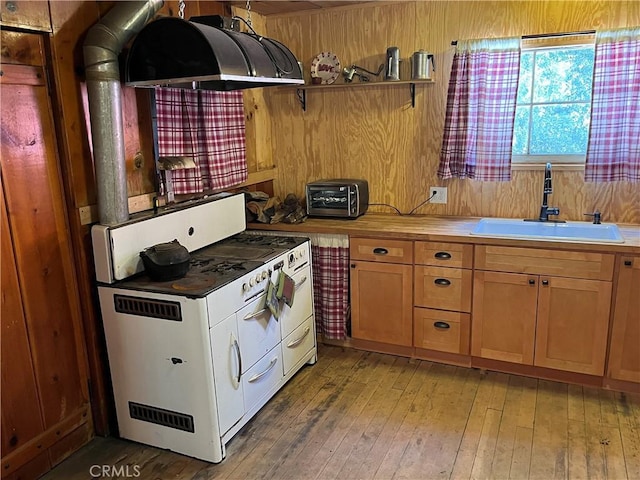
[263,1,640,224]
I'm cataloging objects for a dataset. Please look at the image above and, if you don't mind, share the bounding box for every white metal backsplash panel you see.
[96,193,246,282]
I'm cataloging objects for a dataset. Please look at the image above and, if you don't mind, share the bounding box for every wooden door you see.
[1,46,91,476]
[0,182,49,469]
[607,256,640,383]
[350,261,413,346]
[471,271,537,364]
[534,277,611,375]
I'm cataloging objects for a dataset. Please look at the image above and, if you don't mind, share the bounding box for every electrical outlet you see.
[430,186,447,204]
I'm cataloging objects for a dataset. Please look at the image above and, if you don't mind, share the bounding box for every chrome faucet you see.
[538,162,560,222]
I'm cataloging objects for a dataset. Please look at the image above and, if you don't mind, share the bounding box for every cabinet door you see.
[535,277,611,375]
[607,256,640,382]
[472,271,537,364]
[351,261,413,346]
[210,314,244,436]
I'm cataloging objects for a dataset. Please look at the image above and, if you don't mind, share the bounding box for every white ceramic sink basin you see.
[471,218,624,243]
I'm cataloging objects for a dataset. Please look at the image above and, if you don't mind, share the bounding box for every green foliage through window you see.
[512,45,595,160]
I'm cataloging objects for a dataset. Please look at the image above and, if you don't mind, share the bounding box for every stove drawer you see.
[280,265,313,339]
[242,346,283,413]
[237,295,279,373]
[282,315,315,375]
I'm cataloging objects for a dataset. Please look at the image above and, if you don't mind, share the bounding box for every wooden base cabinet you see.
[607,256,640,383]
[350,238,413,347]
[472,246,614,376]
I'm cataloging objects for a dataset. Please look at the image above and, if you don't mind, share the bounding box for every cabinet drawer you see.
[414,266,472,312]
[475,245,614,280]
[282,315,316,375]
[414,308,470,354]
[350,237,413,264]
[415,241,473,268]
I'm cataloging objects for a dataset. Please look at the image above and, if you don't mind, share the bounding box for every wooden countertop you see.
[247,214,640,255]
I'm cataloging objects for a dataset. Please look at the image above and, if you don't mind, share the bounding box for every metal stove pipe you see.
[83,0,163,225]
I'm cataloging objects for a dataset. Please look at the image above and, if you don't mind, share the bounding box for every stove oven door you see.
[279,265,315,374]
[210,313,245,436]
[279,265,313,340]
[237,294,279,373]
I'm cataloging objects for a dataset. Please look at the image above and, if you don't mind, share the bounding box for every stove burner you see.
[232,234,297,248]
[268,237,297,246]
[235,235,266,245]
[202,261,248,274]
[191,258,212,268]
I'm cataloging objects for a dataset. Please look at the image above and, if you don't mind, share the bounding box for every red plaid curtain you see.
[438,38,520,181]
[155,88,247,194]
[310,240,350,340]
[585,27,640,182]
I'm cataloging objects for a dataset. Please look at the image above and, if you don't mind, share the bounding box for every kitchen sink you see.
[470,218,624,243]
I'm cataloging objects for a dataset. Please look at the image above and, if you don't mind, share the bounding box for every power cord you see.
[368,203,403,215]
[370,190,438,216]
[407,190,438,215]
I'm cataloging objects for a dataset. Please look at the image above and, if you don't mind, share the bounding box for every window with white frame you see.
[512,35,596,165]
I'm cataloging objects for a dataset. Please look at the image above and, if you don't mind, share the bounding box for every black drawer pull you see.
[373,248,388,255]
[529,279,536,285]
[434,278,451,286]
[541,279,549,286]
[434,251,452,260]
[624,260,633,266]
[434,321,450,329]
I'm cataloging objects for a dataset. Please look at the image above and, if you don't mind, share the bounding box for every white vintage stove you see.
[92,192,317,463]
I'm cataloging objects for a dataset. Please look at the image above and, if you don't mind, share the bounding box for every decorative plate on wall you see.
[310,52,341,84]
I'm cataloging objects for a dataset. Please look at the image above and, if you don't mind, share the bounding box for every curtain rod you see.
[450,30,596,46]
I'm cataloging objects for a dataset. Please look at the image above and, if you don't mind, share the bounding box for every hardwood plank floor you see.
[41,345,640,480]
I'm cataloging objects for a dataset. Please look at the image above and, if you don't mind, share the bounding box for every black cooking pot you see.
[140,239,191,281]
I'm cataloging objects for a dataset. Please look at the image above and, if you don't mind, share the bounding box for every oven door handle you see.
[287,326,311,348]
[243,308,268,321]
[295,276,308,290]
[232,335,242,384]
[247,357,278,383]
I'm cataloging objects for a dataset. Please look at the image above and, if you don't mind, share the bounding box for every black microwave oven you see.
[305,179,369,218]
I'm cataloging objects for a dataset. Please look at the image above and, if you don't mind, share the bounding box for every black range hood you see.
[125,16,304,90]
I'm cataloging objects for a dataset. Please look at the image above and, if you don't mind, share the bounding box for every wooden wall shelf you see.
[295,79,435,110]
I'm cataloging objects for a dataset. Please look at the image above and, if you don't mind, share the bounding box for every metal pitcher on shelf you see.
[385,46,400,81]
[411,50,435,80]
